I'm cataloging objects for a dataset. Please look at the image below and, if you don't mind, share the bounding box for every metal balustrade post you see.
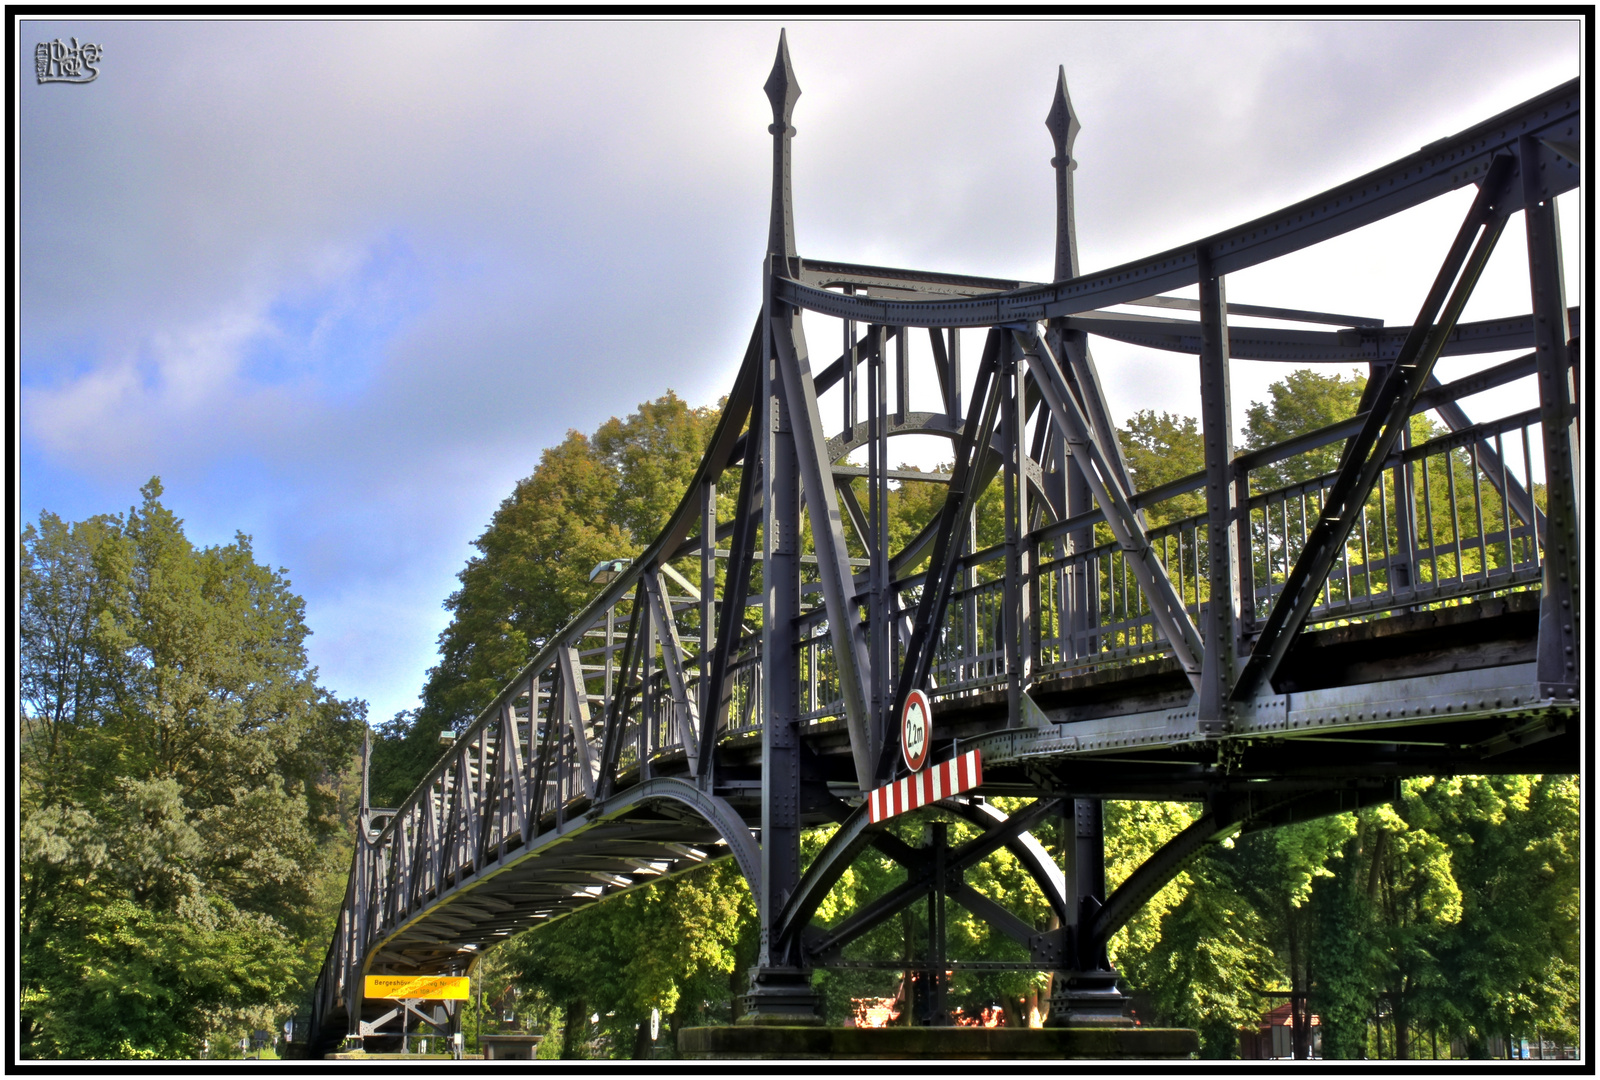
[1521,135,1579,700]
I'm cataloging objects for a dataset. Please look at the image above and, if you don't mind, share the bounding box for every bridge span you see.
[305,35,1580,1052]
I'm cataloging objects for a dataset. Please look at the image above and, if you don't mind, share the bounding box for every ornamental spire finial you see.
[1046,65,1082,282]
[1045,65,1080,169]
[765,28,801,132]
[765,29,801,261]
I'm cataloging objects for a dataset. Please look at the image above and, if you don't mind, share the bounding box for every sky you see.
[15,18,1582,728]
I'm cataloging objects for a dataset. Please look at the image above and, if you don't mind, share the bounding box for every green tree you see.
[1227,814,1360,1058]
[19,480,365,1059]
[1120,410,1207,526]
[1415,775,1580,1055]
[1240,368,1367,491]
[501,861,754,1058]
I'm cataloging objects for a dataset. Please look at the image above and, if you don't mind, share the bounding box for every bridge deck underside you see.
[360,816,733,981]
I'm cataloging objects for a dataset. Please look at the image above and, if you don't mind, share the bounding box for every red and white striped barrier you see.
[867,749,983,824]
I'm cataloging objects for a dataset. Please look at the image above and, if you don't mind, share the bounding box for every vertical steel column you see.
[699,479,717,786]
[347,729,372,1040]
[743,29,818,1022]
[965,511,979,683]
[1197,250,1239,735]
[1045,797,1129,1026]
[1043,62,1127,1030]
[604,608,615,713]
[1521,136,1579,699]
[947,329,962,420]
[1374,360,1417,596]
[869,324,890,772]
[1001,344,1032,725]
[1047,421,1071,657]
[760,335,803,953]
[1073,799,1106,940]
[844,299,858,434]
[895,325,910,424]
[1045,67,1097,664]
[642,599,657,771]
[747,320,816,1016]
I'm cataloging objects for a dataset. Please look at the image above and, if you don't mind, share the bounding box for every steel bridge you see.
[305,35,1581,1052]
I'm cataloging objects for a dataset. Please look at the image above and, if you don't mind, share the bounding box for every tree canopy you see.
[20,480,366,1059]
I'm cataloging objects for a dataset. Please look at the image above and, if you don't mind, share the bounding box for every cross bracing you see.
[305,35,1579,1050]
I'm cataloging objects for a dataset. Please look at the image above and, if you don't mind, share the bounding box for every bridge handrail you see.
[1032,343,1559,548]
[790,384,1558,716]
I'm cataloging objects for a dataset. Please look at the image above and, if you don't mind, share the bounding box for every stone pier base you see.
[678,1025,1198,1060]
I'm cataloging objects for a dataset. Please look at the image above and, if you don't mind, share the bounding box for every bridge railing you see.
[832,356,1556,706]
[775,383,1552,715]
[1247,406,1546,627]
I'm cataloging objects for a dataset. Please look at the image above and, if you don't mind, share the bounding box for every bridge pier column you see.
[741,29,824,1026]
[911,822,952,1026]
[1048,798,1131,1027]
[741,323,822,1026]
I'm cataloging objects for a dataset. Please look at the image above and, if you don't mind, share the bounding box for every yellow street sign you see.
[364,975,471,1001]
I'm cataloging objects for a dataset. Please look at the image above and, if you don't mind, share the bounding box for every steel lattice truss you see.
[305,35,1580,1050]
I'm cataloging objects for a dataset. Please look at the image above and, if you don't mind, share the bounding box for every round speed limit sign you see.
[901,689,932,772]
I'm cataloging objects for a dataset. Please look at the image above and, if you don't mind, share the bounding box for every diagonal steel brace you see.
[772,309,877,789]
[1014,326,1206,686]
[1234,154,1517,700]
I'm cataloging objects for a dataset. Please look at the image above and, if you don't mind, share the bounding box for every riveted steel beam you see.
[1522,133,1580,700]
[1197,249,1240,736]
[772,80,1577,327]
[1060,307,1572,362]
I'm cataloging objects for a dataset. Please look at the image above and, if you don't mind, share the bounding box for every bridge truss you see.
[307,34,1580,1050]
